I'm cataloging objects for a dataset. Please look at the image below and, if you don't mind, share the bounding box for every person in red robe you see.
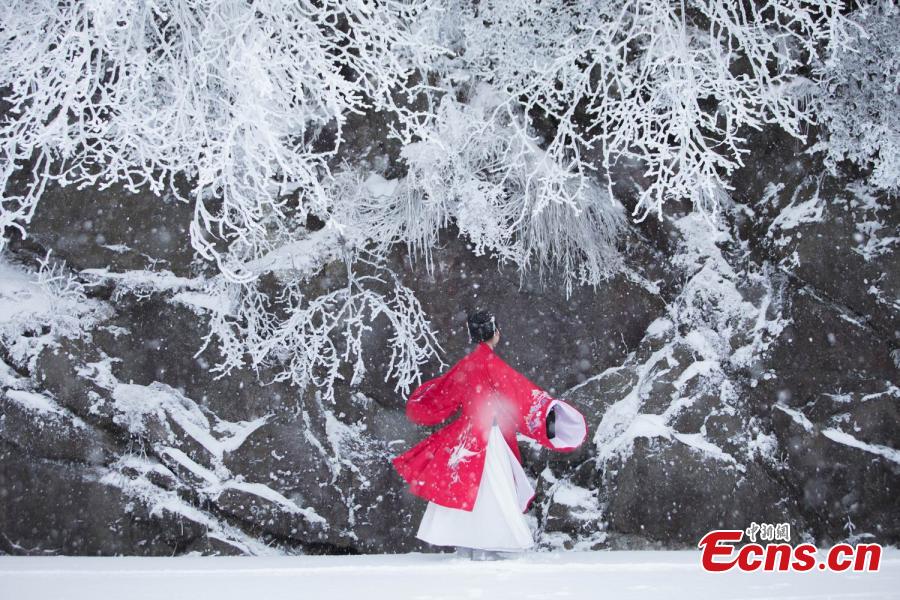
[391,310,588,559]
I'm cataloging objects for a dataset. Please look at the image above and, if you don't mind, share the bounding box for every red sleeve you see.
[405,369,461,426]
[487,353,587,451]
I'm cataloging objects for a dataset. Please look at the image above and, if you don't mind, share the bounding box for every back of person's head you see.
[467,310,497,344]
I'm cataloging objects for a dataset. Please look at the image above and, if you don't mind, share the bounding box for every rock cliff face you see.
[0,125,897,555]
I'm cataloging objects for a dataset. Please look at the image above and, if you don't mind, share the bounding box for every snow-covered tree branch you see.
[430,0,856,223]
[810,1,899,193]
[369,84,626,296]
[0,0,442,278]
[0,0,883,402]
[198,244,445,404]
[0,0,448,399]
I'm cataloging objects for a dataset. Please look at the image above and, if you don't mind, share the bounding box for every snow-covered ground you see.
[2,549,898,600]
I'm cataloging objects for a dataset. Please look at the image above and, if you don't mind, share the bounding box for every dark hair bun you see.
[467,310,497,343]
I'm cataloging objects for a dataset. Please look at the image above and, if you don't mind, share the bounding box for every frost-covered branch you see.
[422,0,854,223]
[0,0,877,404]
[343,85,626,296]
[0,0,443,281]
[810,1,899,193]
[198,244,444,404]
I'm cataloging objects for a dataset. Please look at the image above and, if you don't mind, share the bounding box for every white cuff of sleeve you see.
[548,400,586,448]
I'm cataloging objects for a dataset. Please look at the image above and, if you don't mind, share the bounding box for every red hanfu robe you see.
[391,341,588,513]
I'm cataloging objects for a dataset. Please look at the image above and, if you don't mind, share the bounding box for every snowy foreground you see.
[1,549,898,600]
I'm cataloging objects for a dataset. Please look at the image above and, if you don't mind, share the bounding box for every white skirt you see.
[415,424,536,552]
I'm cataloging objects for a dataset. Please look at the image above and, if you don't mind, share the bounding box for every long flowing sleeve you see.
[405,370,461,426]
[487,353,587,451]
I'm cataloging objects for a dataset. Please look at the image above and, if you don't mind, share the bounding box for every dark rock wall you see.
[0,125,897,555]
